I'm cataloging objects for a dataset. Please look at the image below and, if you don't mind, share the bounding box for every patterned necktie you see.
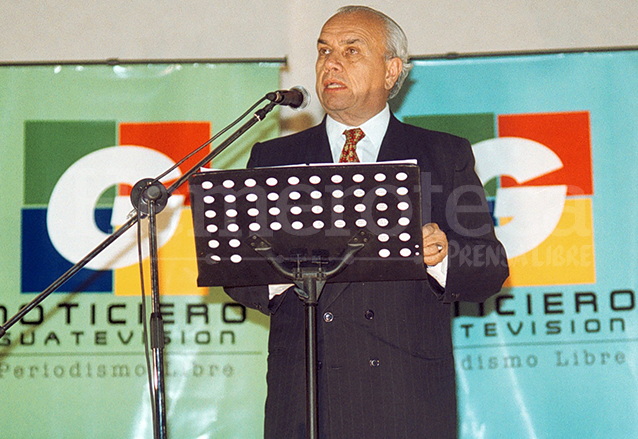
[339,128,365,163]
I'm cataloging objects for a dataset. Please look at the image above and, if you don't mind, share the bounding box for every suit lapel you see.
[304,117,333,164]
[376,113,410,162]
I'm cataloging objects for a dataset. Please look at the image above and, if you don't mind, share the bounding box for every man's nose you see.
[323,52,344,71]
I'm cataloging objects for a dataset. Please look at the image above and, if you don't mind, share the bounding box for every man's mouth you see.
[324,80,346,90]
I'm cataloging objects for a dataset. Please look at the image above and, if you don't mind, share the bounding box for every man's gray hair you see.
[336,5,413,99]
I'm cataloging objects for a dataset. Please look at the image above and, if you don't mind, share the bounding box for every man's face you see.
[315,11,402,126]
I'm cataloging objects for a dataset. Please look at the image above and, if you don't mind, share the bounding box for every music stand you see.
[189,162,427,439]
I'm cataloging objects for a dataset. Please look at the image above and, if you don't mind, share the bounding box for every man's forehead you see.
[317,35,369,46]
[317,14,384,46]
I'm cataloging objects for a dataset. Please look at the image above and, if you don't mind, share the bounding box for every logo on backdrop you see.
[21,120,211,295]
[23,113,596,292]
[405,111,595,287]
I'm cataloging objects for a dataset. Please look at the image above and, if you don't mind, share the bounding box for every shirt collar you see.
[325,104,391,162]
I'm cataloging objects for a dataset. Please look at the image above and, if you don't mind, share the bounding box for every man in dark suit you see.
[225,5,509,438]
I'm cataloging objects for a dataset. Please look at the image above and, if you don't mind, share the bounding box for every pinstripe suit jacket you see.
[225,114,509,438]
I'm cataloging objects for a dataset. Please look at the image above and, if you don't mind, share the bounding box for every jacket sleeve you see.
[437,137,509,303]
[224,284,290,316]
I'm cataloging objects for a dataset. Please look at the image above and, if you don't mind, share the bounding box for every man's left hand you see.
[422,223,447,266]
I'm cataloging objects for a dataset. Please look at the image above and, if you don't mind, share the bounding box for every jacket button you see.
[317,361,323,370]
[369,359,380,367]
[323,312,334,323]
[364,310,374,320]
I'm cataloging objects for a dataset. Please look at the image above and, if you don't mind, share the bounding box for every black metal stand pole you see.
[302,276,321,439]
[246,232,370,439]
[146,188,168,439]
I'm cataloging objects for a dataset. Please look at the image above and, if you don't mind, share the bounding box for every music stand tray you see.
[189,162,427,288]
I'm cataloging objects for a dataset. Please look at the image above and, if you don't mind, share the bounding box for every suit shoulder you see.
[256,123,323,149]
[399,120,474,170]
[401,121,470,146]
[249,123,326,168]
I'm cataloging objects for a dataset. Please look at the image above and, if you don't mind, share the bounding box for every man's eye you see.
[347,48,358,55]
[319,48,331,55]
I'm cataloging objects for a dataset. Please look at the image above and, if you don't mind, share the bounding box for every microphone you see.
[265,86,310,110]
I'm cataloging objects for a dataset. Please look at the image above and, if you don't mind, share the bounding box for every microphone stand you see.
[0,98,279,439]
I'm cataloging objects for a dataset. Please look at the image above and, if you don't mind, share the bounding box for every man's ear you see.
[385,57,403,91]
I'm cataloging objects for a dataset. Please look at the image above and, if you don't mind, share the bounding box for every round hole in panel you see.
[204,195,215,204]
[205,210,216,219]
[267,192,279,201]
[226,209,238,218]
[353,188,365,198]
[311,205,323,214]
[355,219,367,228]
[202,181,213,190]
[227,223,240,233]
[246,193,258,202]
[206,224,218,233]
[266,177,278,186]
[224,194,236,203]
[396,172,408,181]
[331,174,343,184]
[208,240,220,249]
[332,189,344,199]
[230,254,242,264]
[244,178,257,188]
[334,219,346,228]
[375,187,387,197]
[313,220,324,229]
[397,187,409,196]
[288,176,300,186]
[210,255,221,263]
[374,173,386,182]
[290,206,303,215]
[400,248,412,257]
[223,179,235,188]
[397,201,410,211]
[249,222,261,232]
[379,249,391,258]
[353,173,364,183]
[378,233,390,242]
[292,221,304,230]
[247,208,259,217]
[310,190,322,200]
[399,232,411,242]
[229,239,241,248]
[377,218,389,228]
[333,204,345,214]
[376,203,388,212]
[270,222,282,231]
[289,191,301,201]
[269,207,281,216]
[354,203,366,213]
[398,217,410,226]
[309,175,321,185]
